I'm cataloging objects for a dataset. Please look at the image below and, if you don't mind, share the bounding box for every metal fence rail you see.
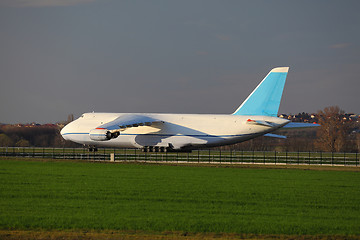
[0,147,359,166]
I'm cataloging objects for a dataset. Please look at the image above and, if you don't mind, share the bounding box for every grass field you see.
[0,158,360,238]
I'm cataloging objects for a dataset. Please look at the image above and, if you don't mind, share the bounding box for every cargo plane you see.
[61,67,315,152]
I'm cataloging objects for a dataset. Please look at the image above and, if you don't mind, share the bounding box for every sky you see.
[0,0,359,123]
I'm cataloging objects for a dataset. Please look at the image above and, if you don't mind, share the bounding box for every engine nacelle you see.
[89,128,112,141]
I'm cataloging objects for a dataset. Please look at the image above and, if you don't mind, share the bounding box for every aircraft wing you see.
[97,115,165,131]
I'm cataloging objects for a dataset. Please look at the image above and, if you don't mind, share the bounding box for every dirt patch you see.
[2,156,360,172]
[1,230,359,240]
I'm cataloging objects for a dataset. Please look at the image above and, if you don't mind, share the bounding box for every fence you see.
[0,147,359,166]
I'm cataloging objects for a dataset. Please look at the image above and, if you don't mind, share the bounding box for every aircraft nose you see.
[60,124,70,140]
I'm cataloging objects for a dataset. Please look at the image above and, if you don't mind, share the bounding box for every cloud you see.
[329,43,350,49]
[0,0,96,7]
[195,51,208,56]
[216,34,231,41]
[184,19,215,28]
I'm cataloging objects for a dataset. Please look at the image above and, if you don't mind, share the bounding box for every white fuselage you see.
[61,112,289,150]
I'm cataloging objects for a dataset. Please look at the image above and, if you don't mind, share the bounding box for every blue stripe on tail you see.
[233,67,289,117]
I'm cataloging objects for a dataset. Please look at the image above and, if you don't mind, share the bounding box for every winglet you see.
[233,67,289,117]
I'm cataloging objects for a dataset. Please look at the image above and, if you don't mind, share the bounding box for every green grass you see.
[0,159,360,235]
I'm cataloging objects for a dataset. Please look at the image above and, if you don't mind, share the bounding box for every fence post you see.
[356,152,358,167]
[320,151,322,165]
[263,151,265,164]
[274,151,276,165]
[332,152,334,165]
[219,149,221,163]
[308,151,311,165]
[344,152,346,166]
[208,149,210,163]
[297,151,299,165]
[198,150,200,163]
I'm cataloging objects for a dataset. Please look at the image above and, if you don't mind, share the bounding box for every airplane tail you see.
[232,67,289,117]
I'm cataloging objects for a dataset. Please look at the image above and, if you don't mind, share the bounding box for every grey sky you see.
[0,0,359,123]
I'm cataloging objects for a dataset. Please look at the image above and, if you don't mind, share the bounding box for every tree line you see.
[0,125,79,148]
[229,106,360,152]
[1,107,359,152]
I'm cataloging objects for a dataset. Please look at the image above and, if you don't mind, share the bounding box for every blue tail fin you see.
[232,67,289,117]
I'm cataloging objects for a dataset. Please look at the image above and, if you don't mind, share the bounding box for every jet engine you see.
[89,128,120,141]
[89,128,112,141]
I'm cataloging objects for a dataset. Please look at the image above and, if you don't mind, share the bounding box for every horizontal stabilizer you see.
[283,122,320,128]
[246,119,274,127]
[264,133,287,139]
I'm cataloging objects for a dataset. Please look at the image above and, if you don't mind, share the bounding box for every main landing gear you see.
[88,146,98,152]
[142,146,167,153]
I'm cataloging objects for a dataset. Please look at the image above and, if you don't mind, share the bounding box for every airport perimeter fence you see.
[0,147,359,166]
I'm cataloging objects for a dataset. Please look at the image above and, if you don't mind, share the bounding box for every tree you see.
[0,133,14,147]
[315,106,350,152]
[15,139,30,147]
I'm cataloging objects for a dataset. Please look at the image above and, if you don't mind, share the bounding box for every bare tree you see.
[67,114,74,123]
[356,134,360,152]
[315,106,350,152]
